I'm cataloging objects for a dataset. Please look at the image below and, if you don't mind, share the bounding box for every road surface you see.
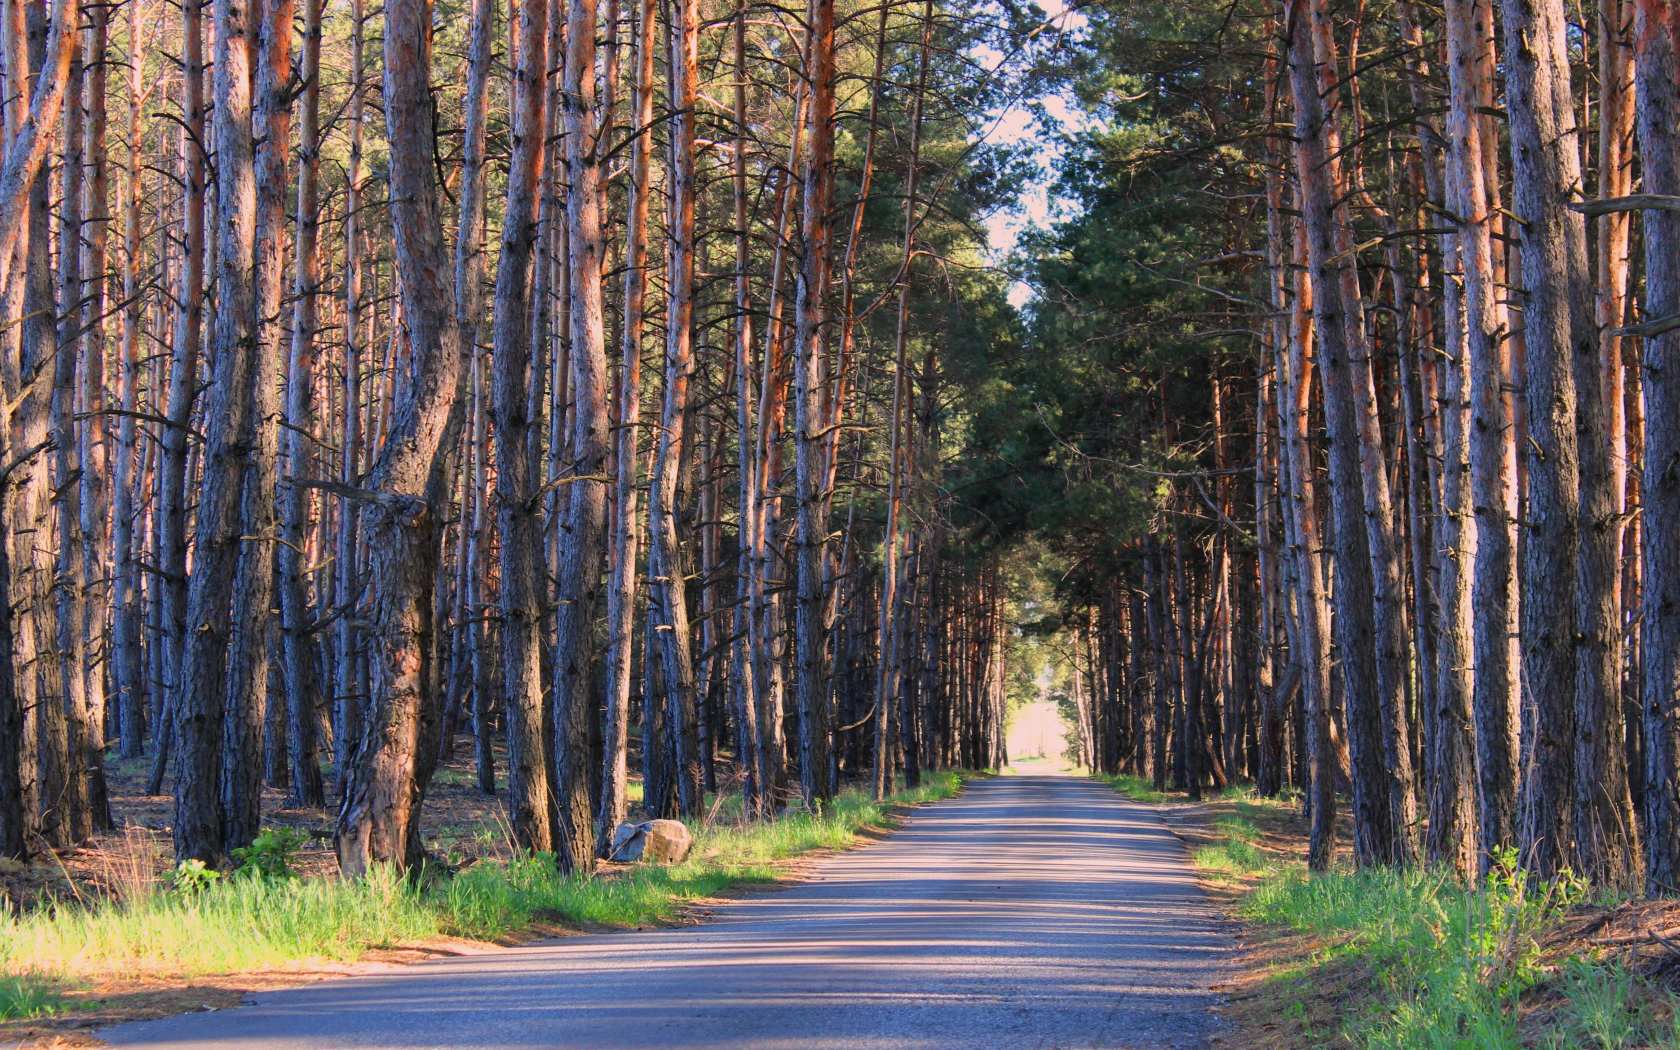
[102,772,1231,1049]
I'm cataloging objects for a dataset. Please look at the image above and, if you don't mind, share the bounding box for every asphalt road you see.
[101,771,1231,1049]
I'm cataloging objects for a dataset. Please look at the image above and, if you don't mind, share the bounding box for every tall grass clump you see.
[1243,848,1669,1048]
[1532,958,1680,1050]
[1,865,441,982]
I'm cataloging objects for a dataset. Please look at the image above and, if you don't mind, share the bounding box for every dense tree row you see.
[0,0,1036,871]
[1009,0,1680,891]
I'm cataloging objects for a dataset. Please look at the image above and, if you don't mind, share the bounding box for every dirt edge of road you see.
[1092,783,1344,1049]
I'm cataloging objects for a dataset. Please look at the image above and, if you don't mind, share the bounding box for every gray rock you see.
[608,821,643,858]
[608,819,693,864]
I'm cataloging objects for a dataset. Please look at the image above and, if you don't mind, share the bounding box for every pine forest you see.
[9,0,1680,1035]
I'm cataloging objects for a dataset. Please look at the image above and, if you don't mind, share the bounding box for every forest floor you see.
[1104,775,1680,1049]
[0,746,961,1049]
[5,743,527,908]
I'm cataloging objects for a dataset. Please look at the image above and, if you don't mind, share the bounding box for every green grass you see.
[1094,773,1173,804]
[1093,772,1270,808]
[428,768,480,789]
[1192,815,1269,881]
[0,972,60,1021]
[1084,771,1679,1047]
[3,865,444,985]
[440,771,964,936]
[1245,851,1680,1049]
[0,771,965,997]
[1093,775,1289,881]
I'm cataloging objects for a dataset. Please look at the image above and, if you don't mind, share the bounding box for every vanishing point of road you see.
[102,772,1233,1049]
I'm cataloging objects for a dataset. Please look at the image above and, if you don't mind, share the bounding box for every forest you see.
[1032,0,1680,900]
[0,0,1678,925]
[0,0,1049,877]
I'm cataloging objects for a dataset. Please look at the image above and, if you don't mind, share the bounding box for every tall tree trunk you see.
[172,0,258,864]
[280,0,324,808]
[491,0,553,851]
[1594,0,1638,885]
[1172,506,1206,798]
[728,0,762,811]
[147,0,201,798]
[0,368,18,855]
[1275,205,1337,870]
[54,36,95,844]
[1407,0,1475,877]
[78,3,110,812]
[220,0,293,851]
[1285,0,1401,865]
[467,352,495,794]
[17,0,59,839]
[1257,88,1291,797]
[1314,0,1417,862]
[1573,0,1638,886]
[0,0,24,851]
[1633,0,1680,894]
[554,0,608,874]
[1423,235,1478,875]
[1447,0,1522,873]
[752,77,806,809]
[647,0,701,818]
[597,0,650,849]
[897,532,921,788]
[872,0,933,801]
[334,0,366,801]
[1145,541,1171,792]
[8,0,43,840]
[792,0,841,810]
[111,0,146,762]
[454,0,493,797]
[1500,0,1592,879]
[335,0,464,875]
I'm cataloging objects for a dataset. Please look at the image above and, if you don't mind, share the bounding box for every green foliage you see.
[948,0,1289,617]
[1466,848,1589,998]
[231,827,309,880]
[166,859,221,893]
[1242,853,1659,1049]
[0,971,59,1021]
